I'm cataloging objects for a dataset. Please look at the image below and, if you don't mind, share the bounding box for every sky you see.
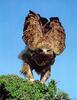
[0,0,77,98]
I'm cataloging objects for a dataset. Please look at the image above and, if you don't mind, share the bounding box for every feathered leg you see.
[21,63,34,83]
[40,66,51,84]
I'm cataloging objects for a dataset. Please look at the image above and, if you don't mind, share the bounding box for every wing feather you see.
[22,11,65,55]
[22,11,42,50]
[45,19,66,55]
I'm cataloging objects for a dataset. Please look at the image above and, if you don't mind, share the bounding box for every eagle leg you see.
[40,66,51,84]
[20,63,34,83]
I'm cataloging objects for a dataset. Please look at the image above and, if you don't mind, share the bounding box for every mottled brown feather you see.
[22,11,66,55]
[19,11,66,83]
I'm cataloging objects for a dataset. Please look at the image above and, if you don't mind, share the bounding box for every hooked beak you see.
[42,49,48,54]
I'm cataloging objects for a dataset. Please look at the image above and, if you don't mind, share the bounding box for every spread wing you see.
[45,18,66,55]
[22,10,43,50]
[22,11,65,55]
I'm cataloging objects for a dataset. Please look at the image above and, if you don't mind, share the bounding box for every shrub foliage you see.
[0,75,70,100]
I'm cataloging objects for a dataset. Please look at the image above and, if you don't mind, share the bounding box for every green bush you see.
[0,75,70,100]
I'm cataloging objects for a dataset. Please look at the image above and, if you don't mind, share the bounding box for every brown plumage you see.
[19,10,66,83]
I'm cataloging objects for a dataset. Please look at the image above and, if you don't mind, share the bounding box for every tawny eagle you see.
[19,10,66,84]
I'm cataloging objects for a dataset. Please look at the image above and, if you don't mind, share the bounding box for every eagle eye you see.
[38,49,43,52]
[47,49,51,52]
